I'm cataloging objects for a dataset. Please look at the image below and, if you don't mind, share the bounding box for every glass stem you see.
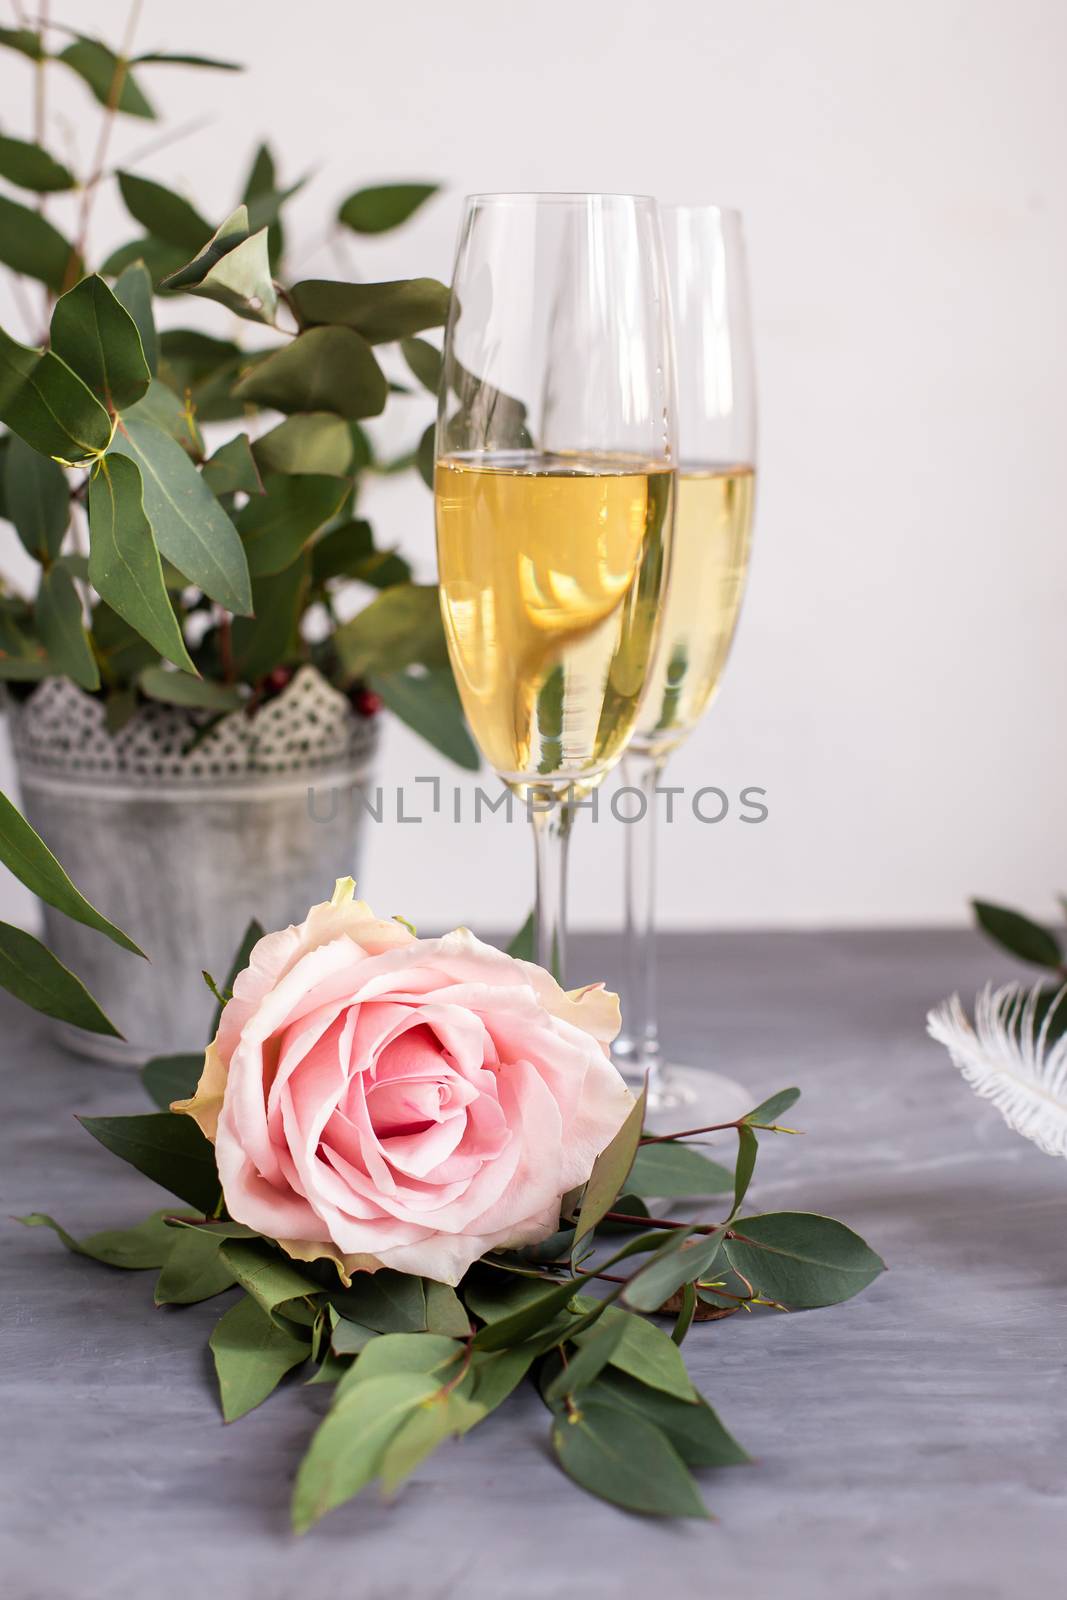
[620,748,668,1092]
[530,793,574,982]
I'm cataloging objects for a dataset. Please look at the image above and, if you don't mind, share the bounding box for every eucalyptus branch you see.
[68,0,144,285]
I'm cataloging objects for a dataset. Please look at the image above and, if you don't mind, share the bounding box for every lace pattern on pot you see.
[8,666,378,784]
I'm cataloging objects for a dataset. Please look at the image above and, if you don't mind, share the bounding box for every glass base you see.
[640,1064,753,1137]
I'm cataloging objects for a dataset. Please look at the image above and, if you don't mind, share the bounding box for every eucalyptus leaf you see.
[220,1239,320,1317]
[0,923,119,1035]
[724,1212,886,1308]
[579,1305,698,1401]
[379,1391,485,1494]
[627,1141,733,1199]
[544,1318,625,1403]
[0,26,43,59]
[0,134,74,192]
[160,206,276,324]
[112,261,158,374]
[230,557,308,680]
[424,1280,470,1336]
[731,1124,759,1215]
[505,910,535,961]
[552,1398,707,1519]
[331,1319,377,1357]
[88,453,196,673]
[573,1085,646,1260]
[78,1111,221,1212]
[252,414,353,477]
[333,583,448,680]
[236,473,348,576]
[138,665,243,712]
[973,900,1063,969]
[415,421,434,488]
[623,1232,724,1314]
[202,434,263,497]
[0,325,112,460]
[369,669,479,771]
[2,434,69,559]
[132,51,241,70]
[0,790,142,955]
[35,564,99,690]
[58,37,155,118]
[292,1371,439,1531]
[210,1293,309,1422]
[142,1052,202,1109]
[122,379,202,456]
[338,183,438,234]
[401,336,443,394]
[341,1333,461,1394]
[109,414,252,614]
[117,171,211,253]
[742,1086,801,1126]
[290,278,449,345]
[592,1370,748,1468]
[310,518,374,585]
[17,1208,187,1269]
[101,236,187,287]
[0,193,80,290]
[154,1227,237,1305]
[50,274,151,414]
[330,1270,427,1334]
[234,327,386,419]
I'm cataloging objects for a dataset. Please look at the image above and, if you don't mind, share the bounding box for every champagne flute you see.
[613,204,757,1117]
[434,193,676,979]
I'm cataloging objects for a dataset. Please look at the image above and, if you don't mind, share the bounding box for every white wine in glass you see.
[614,204,757,1121]
[434,195,677,978]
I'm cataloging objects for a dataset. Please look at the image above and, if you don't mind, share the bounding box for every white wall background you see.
[1,0,1064,934]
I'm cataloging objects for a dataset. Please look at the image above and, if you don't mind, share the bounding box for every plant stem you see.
[68,0,144,286]
[602,1210,727,1236]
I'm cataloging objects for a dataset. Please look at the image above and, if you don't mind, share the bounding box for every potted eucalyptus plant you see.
[0,21,474,1061]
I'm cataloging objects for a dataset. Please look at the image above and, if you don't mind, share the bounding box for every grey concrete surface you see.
[3,930,1064,1600]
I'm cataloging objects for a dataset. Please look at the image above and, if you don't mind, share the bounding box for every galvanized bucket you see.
[9,666,379,1065]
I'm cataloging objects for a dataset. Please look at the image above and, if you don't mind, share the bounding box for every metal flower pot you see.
[9,667,379,1065]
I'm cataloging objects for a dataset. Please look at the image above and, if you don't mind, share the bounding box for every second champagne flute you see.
[434,192,676,979]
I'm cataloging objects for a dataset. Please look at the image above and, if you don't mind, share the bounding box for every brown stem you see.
[638,1119,743,1146]
[602,1210,728,1237]
[66,0,144,288]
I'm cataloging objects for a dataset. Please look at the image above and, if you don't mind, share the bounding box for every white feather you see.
[927,981,1067,1159]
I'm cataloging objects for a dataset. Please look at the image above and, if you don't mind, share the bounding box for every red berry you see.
[354,688,382,717]
[263,666,293,695]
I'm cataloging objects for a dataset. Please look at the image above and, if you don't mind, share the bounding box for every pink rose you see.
[175,880,632,1287]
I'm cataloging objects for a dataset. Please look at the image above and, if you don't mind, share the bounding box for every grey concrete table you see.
[4,931,1065,1600]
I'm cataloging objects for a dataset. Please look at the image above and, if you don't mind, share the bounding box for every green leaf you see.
[17,1208,187,1269]
[160,206,276,324]
[0,791,143,956]
[544,1319,625,1403]
[142,1051,202,1109]
[58,37,155,117]
[627,1141,733,1199]
[0,922,119,1034]
[415,420,434,488]
[234,327,386,419]
[137,665,242,712]
[236,473,348,577]
[50,274,151,414]
[35,564,99,690]
[623,1232,724,1315]
[0,134,74,192]
[112,261,158,375]
[78,1111,221,1212]
[973,900,1063,969]
[0,192,79,290]
[369,669,479,770]
[572,1085,646,1261]
[122,379,202,456]
[212,917,265,1034]
[334,583,448,680]
[552,1398,707,1518]
[2,433,69,559]
[379,1391,484,1494]
[292,1371,438,1531]
[331,1319,376,1356]
[471,1276,585,1353]
[582,1306,698,1401]
[210,1293,308,1421]
[0,324,112,460]
[230,557,307,680]
[290,278,449,345]
[310,518,374,584]
[132,51,242,71]
[401,336,443,394]
[116,171,210,252]
[742,1086,801,1126]
[724,1212,886,1308]
[0,26,43,59]
[220,1238,320,1317]
[592,1370,748,1468]
[731,1125,759,1216]
[341,1333,461,1393]
[88,453,196,673]
[201,434,262,498]
[330,1270,427,1334]
[101,236,187,287]
[338,184,438,235]
[404,1286,459,1344]
[109,415,252,614]
[466,1345,536,1413]
[505,910,535,961]
[154,1226,238,1305]
[253,413,353,477]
